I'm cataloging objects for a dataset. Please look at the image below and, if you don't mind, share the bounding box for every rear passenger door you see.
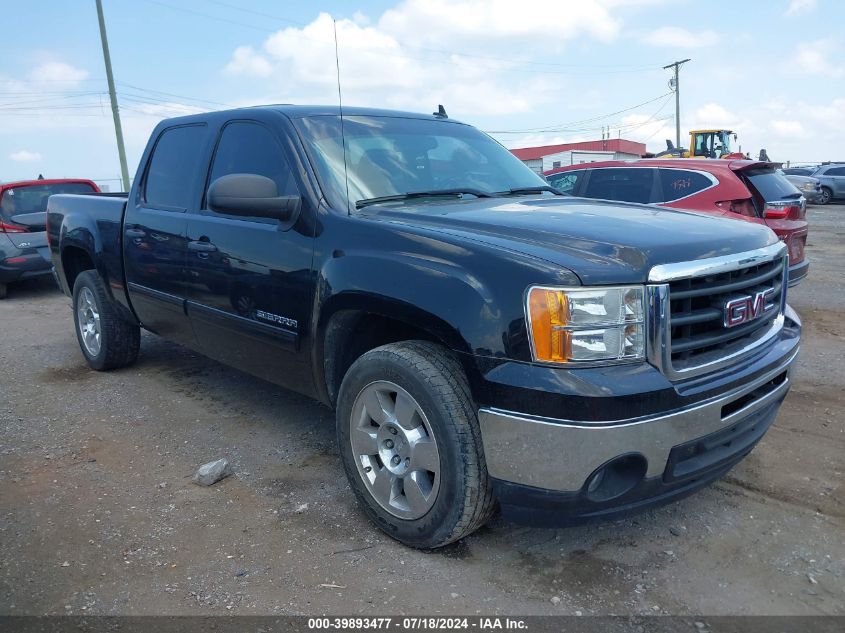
[581,168,659,204]
[184,118,316,393]
[124,123,209,347]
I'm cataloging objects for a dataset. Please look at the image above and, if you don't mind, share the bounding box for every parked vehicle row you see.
[0,178,100,298]
[783,163,845,204]
[545,159,810,286]
[46,105,800,548]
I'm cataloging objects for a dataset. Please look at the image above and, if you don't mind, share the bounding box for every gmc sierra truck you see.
[47,106,801,549]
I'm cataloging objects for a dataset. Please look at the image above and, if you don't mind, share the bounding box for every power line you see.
[485,92,673,134]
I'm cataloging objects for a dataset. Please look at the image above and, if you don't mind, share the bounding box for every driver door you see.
[185,119,316,394]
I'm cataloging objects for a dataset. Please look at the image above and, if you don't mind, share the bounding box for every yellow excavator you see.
[656,129,749,160]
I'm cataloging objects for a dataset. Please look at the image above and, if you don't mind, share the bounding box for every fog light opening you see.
[584,454,648,502]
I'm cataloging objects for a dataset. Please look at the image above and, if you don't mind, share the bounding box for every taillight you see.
[0,220,28,233]
[763,201,803,220]
[715,199,757,217]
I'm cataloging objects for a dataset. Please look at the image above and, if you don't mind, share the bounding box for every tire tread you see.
[73,270,140,370]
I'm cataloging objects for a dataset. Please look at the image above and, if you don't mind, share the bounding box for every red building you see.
[511,139,647,174]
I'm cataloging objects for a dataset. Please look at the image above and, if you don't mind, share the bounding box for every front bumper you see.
[477,308,800,526]
[801,190,824,204]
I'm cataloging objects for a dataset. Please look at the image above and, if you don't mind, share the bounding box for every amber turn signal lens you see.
[526,287,570,362]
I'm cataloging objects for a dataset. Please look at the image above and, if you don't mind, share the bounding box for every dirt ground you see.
[1,206,843,616]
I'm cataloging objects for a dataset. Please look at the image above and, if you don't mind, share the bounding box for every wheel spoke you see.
[350,427,379,456]
[403,472,433,516]
[361,388,390,425]
[410,438,439,473]
[393,391,420,430]
[370,469,396,506]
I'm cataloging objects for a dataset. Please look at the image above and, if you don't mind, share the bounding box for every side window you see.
[145,125,207,210]
[583,168,655,204]
[208,121,299,206]
[547,170,584,195]
[659,169,714,202]
[827,167,845,176]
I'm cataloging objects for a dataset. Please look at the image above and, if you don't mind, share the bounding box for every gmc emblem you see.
[723,288,776,328]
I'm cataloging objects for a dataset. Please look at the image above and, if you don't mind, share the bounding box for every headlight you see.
[801,183,815,190]
[526,286,645,364]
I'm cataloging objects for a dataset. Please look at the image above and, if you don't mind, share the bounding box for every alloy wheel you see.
[350,380,441,519]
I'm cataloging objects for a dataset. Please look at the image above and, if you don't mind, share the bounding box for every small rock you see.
[60,561,70,567]
[550,596,561,606]
[450,593,459,599]
[807,573,818,584]
[694,622,706,630]
[669,526,682,536]
[294,503,308,514]
[192,458,233,486]
[574,610,582,616]
[663,550,674,556]
[158,482,167,489]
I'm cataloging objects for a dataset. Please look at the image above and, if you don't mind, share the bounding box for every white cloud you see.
[9,150,42,162]
[29,61,89,86]
[221,1,621,116]
[644,26,719,48]
[785,0,816,16]
[771,120,806,136]
[790,39,843,77]
[224,46,273,78]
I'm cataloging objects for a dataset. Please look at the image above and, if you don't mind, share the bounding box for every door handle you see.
[188,240,218,253]
[125,228,146,238]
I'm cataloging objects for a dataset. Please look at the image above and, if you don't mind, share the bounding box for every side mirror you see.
[207,173,300,222]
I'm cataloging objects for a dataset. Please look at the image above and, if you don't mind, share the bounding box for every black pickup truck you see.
[47,106,801,548]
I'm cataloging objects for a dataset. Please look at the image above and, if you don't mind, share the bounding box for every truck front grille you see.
[668,255,785,367]
[647,243,788,379]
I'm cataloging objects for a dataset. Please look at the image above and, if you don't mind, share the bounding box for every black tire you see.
[72,270,140,371]
[337,341,495,549]
[819,187,832,205]
[0,283,7,299]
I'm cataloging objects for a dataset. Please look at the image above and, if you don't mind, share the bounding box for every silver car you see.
[779,170,824,204]
[810,163,845,205]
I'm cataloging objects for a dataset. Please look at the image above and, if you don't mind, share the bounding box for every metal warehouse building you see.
[511,139,646,174]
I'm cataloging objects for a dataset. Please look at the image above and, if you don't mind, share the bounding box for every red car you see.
[545,159,809,285]
[1,178,100,298]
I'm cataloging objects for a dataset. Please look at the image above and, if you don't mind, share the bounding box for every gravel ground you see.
[1,206,843,616]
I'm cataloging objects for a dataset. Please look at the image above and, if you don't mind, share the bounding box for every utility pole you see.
[95,0,130,192]
[663,58,691,149]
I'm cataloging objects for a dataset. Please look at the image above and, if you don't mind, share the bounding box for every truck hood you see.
[360,196,778,284]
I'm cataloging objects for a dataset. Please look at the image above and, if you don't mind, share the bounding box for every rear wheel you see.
[72,270,140,370]
[0,283,6,299]
[337,341,495,549]
[819,187,832,205]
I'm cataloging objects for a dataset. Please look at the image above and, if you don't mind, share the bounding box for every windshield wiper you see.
[498,186,564,196]
[355,189,494,209]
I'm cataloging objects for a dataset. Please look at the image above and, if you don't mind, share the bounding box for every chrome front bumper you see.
[479,345,797,493]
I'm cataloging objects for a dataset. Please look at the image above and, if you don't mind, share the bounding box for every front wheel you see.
[818,187,832,205]
[0,283,7,299]
[337,341,495,549]
[72,270,140,371]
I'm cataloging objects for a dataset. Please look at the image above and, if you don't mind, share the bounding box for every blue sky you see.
[1,0,842,188]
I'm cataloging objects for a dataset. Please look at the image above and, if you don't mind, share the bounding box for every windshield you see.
[0,181,96,222]
[294,115,547,209]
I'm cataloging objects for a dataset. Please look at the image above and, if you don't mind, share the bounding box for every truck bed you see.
[47,192,130,309]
